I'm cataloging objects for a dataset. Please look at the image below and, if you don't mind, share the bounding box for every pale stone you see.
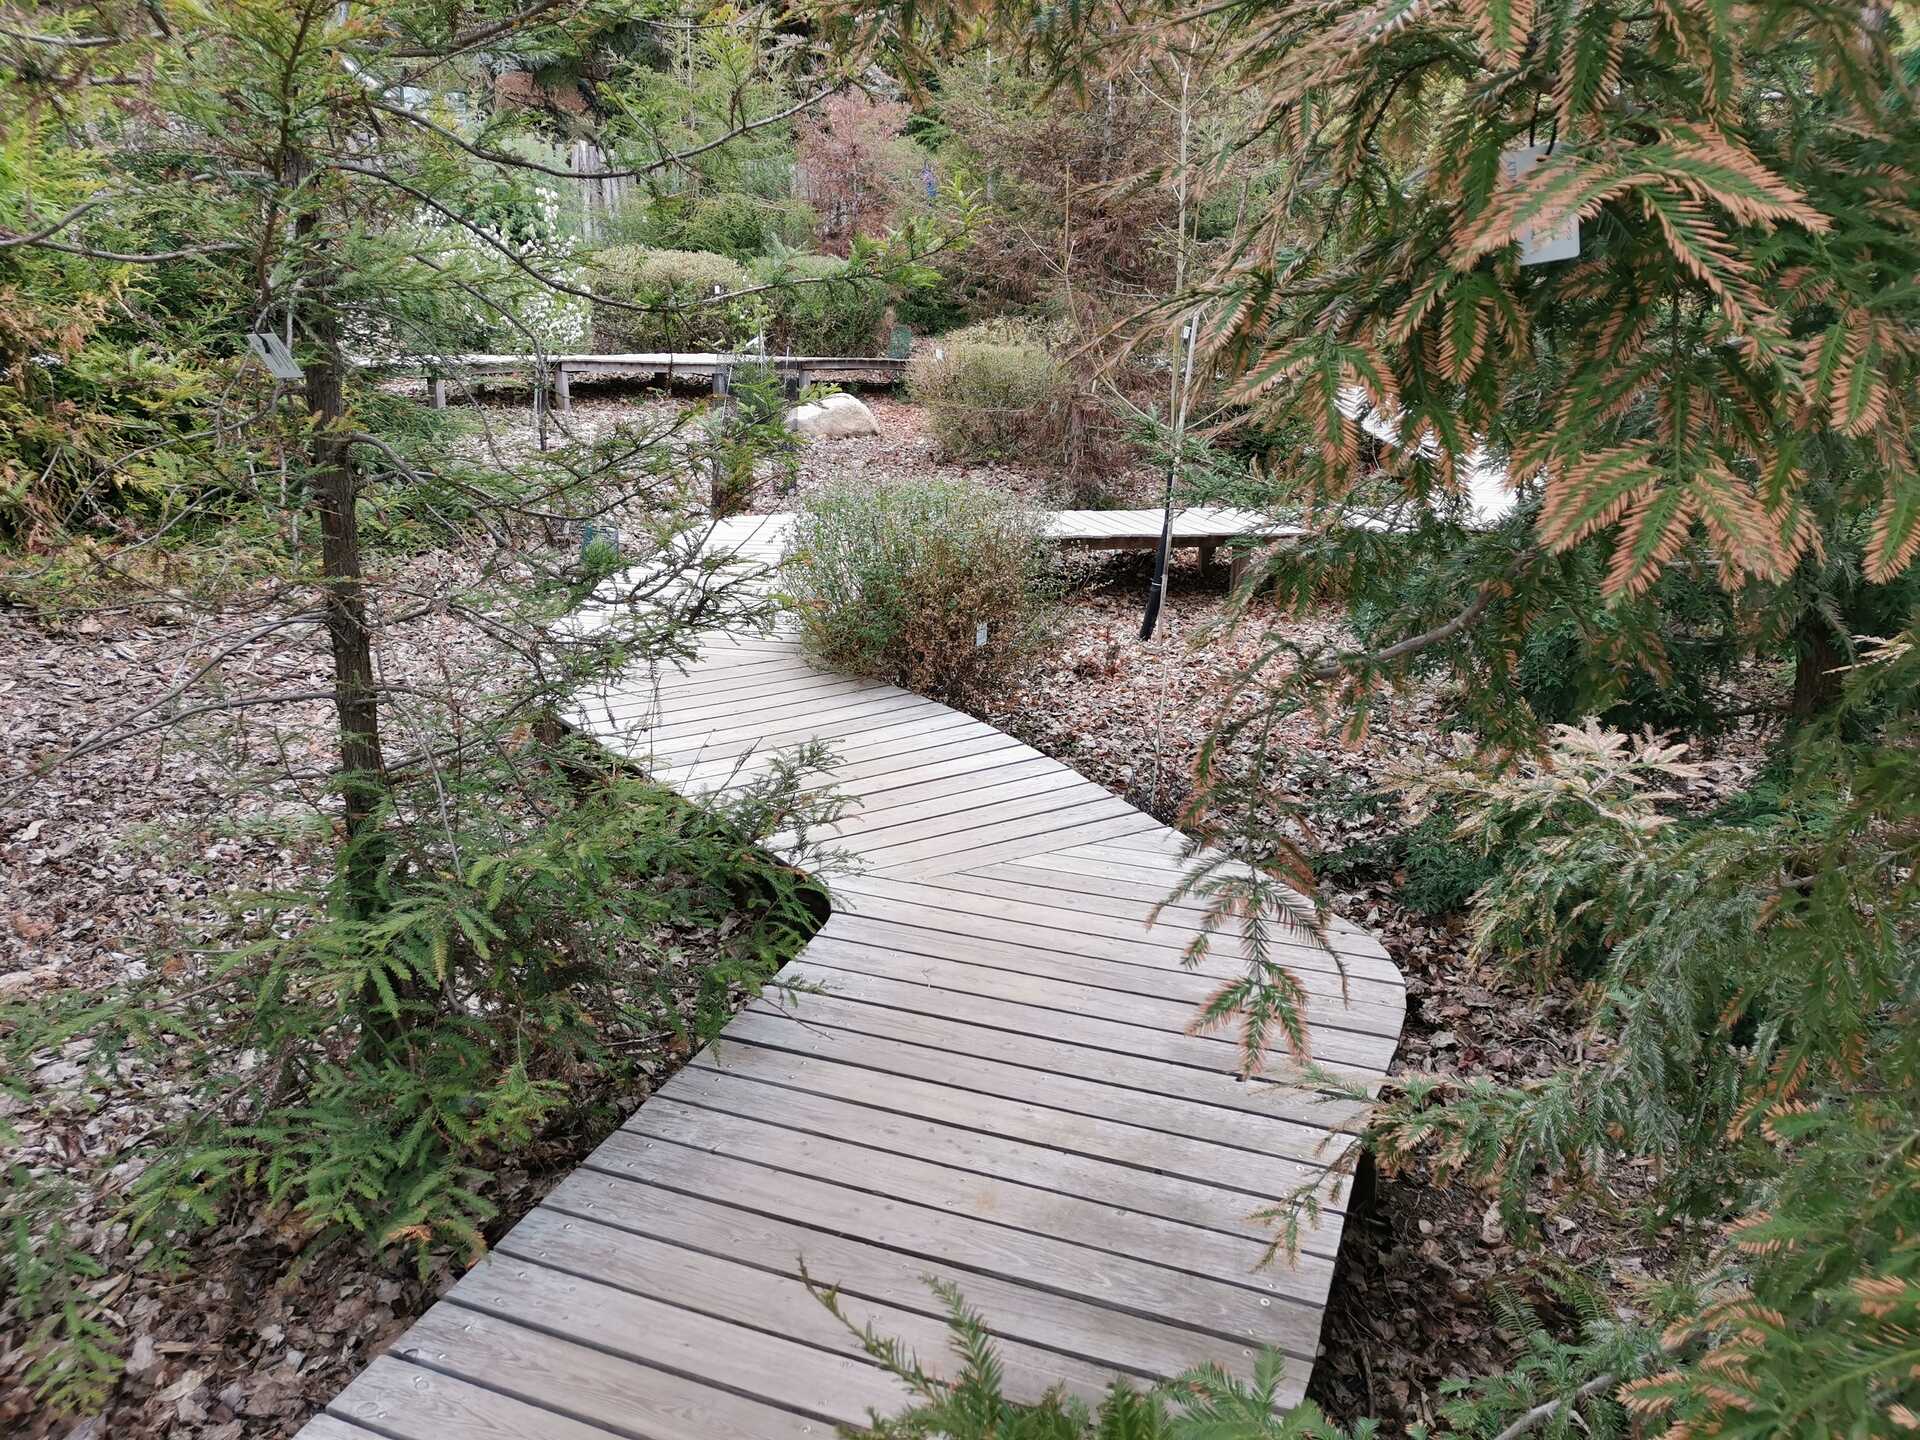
[784,392,879,440]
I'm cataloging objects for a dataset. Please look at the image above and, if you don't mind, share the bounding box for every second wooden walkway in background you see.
[297,512,1404,1440]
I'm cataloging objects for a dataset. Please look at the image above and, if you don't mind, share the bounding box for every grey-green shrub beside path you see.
[780,475,1058,706]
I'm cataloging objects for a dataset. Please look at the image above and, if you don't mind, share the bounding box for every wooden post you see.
[1229,547,1250,594]
[554,363,571,415]
[1199,541,1217,574]
[430,376,446,409]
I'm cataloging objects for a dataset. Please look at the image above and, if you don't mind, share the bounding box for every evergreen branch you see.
[376,0,576,59]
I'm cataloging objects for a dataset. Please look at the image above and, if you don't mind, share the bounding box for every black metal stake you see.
[1140,317,1200,641]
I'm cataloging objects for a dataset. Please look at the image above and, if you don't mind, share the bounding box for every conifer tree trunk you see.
[1791,608,1845,723]
[298,216,388,910]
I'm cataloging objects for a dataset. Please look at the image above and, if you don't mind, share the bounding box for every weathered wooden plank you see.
[323,1356,635,1440]
[384,1307,819,1438]
[708,1003,1362,1171]
[609,668,876,719]
[862,794,1144,869]
[682,1039,1344,1221]
[494,1207,1127,1404]
[994,851,1393,962]
[738,992,1371,1135]
[811,911,1405,1036]
[832,755,1066,821]
[883,809,1167,878]
[441,1256,905,1424]
[670,707,988,778]
[299,1419,383,1440]
[796,941,1393,1072]
[779,960,1390,1094]
[628,1092,1337,1292]
[833,770,1119,846]
[831,877,1408,1001]
[643,696,958,763]
[689,726,1028,798]
[644,688,938,751]
[588,1127,1325,1361]
[536,1171,1306,1398]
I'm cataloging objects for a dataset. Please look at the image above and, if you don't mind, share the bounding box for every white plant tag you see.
[975,622,988,647]
[244,332,304,380]
[1501,144,1580,266]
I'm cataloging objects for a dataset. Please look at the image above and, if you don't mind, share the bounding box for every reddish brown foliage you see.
[796,93,915,256]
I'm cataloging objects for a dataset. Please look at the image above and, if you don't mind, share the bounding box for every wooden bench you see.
[1043,507,1306,589]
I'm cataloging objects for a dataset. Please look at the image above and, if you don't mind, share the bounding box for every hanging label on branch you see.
[1501,143,1580,266]
[244,332,304,381]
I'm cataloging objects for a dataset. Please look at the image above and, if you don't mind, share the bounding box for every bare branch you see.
[368,79,845,182]
[0,25,120,47]
[1308,551,1535,680]
[0,195,113,248]
[0,231,247,262]
[1489,1374,1617,1440]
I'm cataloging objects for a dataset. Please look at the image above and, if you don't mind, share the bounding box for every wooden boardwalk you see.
[414,352,910,410]
[297,512,1404,1440]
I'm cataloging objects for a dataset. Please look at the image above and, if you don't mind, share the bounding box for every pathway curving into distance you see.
[296,512,1404,1440]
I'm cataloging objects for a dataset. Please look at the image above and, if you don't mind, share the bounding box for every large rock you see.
[784,392,880,440]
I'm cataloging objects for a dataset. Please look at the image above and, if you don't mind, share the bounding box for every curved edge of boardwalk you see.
[298,512,1406,1440]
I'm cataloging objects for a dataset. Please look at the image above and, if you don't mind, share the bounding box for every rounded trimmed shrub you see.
[586,247,747,352]
[750,254,888,355]
[780,476,1056,703]
[907,321,1069,463]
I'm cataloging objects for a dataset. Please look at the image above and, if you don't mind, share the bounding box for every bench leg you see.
[430,377,447,409]
[554,364,571,414]
[1199,541,1218,575]
[1229,548,1250,594]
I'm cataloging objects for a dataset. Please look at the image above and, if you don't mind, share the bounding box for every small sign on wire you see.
[245,332,305,381]
[1500,143,1580,266]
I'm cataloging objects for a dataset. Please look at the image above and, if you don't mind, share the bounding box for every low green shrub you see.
[893,263,969,334]
[611,191,817,260]
[1313,793,1502,918]
[586,246,748,352]
[1396,804,1503,916]
[907,321,1069,463]
[781,475,1055,703]
[3,744,837,1399]
[749,253,889,354]
[1513,575,1739,735]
